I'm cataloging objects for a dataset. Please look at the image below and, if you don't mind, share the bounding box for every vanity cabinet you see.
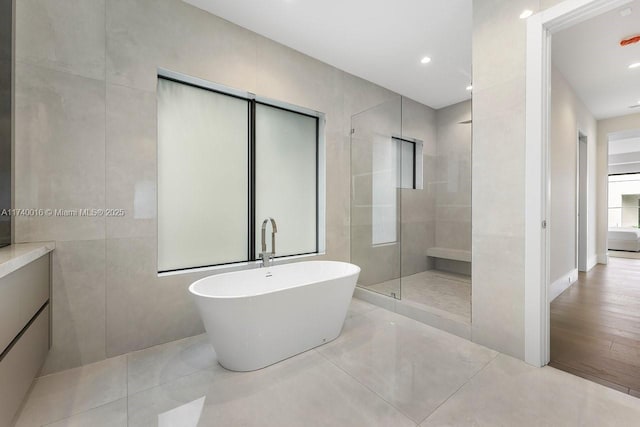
[0,246,52,427]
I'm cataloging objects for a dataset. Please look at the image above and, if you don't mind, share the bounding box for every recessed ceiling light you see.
[620,7,632,17]
[519,9,533,19]
[629,62,640,69]
[466,85,473,91]
[420,56,431,64]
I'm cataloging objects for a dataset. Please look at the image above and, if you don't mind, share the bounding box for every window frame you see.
[157,71,323,274]
[251,100,320,261]
[393,136,418,190]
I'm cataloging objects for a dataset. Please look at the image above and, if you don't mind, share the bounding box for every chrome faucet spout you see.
[260,218,277,267]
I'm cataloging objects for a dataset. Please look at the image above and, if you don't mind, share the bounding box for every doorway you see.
[524,0,639,368]
[526,0,640,396]
[577,133,588,271]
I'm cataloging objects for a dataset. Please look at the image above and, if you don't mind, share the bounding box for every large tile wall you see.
[435,100,472,253]
[471,0,541,359]
[350,97,404,287]
[472,0,635,360]
[471,0,583,359]
[351,96,438,287]
[352,96,468,286]
[14,0,439,373]
[400,97,438,277]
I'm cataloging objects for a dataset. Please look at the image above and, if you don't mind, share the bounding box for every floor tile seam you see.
[31,398,120,427]
[416,351,500,426]
[126,335,207,359]
[123,337,213,397]
[39,398,127,427]
[124,364,215,397]
[126,346,130,427]
[36,354,127,380]
[26,365,129,427]
[313,348,419,425]
[11,380,39,427]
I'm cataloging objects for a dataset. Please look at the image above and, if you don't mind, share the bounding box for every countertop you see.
[0,242,55,280]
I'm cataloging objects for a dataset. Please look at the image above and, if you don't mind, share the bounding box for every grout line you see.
[106,79,157,94]
[24,359,128,426]
[39,399,125,427]
[313,349,418,425]
[104,2,117,424]
[11,377,38,426]
[126,353,130,427]
[14,58,105,83]
[417,352,500,426]
[103,0,109,408]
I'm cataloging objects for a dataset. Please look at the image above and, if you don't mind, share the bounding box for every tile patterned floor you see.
[14,299,640,427]
[364,270,471,320]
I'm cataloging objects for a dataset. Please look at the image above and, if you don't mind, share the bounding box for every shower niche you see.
[350,95,472,335]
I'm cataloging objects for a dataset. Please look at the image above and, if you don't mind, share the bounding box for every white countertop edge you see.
[0,242,55,280]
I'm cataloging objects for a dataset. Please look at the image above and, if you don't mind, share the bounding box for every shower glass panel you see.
[350,96,403,299]
[351,95,472,326]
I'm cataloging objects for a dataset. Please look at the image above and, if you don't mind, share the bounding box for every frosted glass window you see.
[158,78,249,271]
[371,137,422,245]
[372,136,398,245]
[157,75,323,271]
[255,104,318,256]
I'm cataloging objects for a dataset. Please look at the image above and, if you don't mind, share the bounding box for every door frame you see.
[523,0,632,367]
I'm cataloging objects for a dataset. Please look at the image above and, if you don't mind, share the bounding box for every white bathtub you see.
[189,260,360,371]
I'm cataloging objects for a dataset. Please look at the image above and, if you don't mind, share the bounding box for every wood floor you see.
[550,257,640,397]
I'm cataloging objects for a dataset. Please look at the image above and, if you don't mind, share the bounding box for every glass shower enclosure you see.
[350,95,472,325]
[350,97,403,299]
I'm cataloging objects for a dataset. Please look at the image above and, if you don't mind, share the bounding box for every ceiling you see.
[184,0,472,110]
[553,1,640,119]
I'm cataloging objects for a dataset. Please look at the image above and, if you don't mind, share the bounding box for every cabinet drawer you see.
[0,304,49,427]
[0,254,50,355]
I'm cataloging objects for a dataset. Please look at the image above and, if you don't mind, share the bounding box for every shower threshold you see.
[353,270,471,340]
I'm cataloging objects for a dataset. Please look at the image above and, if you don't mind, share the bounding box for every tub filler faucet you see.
[260,217,277,267]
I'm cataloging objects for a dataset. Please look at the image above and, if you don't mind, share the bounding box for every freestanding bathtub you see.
[189,260,360,371]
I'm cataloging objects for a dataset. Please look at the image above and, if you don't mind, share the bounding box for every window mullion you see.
[249,100,257,261]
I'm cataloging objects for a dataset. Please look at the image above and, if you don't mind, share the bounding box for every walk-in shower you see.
[350,95,472,331]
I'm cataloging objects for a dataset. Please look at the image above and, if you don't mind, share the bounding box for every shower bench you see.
[426,247,471,276]
[426,247,471,262]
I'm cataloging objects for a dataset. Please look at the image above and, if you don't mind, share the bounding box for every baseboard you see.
[586,255,598,272]
[597,253,609,265]
[549,268,578,302]
[608,251,640,260]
